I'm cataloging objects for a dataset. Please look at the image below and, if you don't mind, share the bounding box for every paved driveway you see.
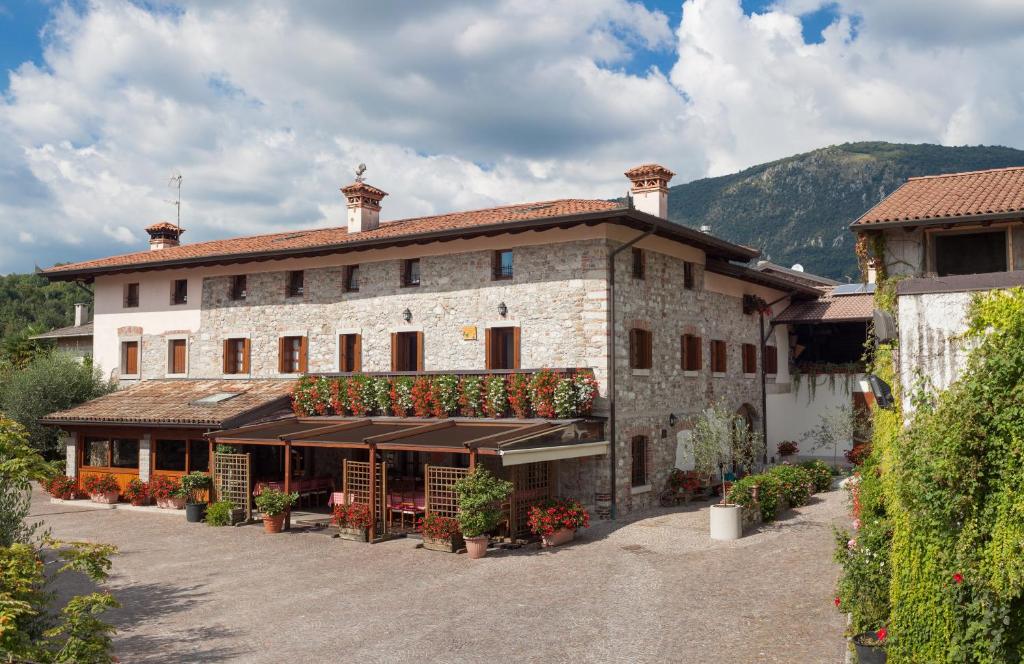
[31,486,848,664]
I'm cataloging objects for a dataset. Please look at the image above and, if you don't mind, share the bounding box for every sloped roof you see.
[853,166,1024,227]
[30,322,93,340]
[40,379,295,428]
[773,287,873,324]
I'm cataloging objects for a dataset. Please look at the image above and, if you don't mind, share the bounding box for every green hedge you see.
[728,463,820,523]
[799,459,833,492]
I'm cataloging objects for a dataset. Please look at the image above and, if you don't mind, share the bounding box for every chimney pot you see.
[625,164,675,219]
[341,182,388,234]
[145,221,184,250]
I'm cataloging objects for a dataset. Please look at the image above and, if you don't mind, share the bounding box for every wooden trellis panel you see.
[510,462,552,538]
[213,452,251,521]
[343,459,387,533]
[424,465,469,518]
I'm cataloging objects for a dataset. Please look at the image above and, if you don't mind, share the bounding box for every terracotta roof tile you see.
[773,288,874,324]
[44,199,621,276]
[41,379,295,427]
[30,322,93,340]
[854,166,1024,226]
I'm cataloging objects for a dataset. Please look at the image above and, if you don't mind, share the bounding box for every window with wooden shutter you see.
[681,334,702,371]
[683,262,695,290]
[631,248,645,279]
[629,328,652,370]
[710,340,727,373]
[339,334,361,372]
[224,338,249,374]
[401,259,421,287]
[123,283,140,308]
[230,275,247,301]
[279,336,305,373]
[168,339,187,374]
[631,436,648,487]
[171,279,188,305]
[122,341,139,375]
[286,271,304,298]
[742,343,757,374]
[343,265,360,292]
[486,327,519,370]
[392,332,422,371]
[764,345,778,375]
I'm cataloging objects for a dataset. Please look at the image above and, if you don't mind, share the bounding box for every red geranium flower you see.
[953,572,964,584]
[833,596,841,608]
[876,627,887,642]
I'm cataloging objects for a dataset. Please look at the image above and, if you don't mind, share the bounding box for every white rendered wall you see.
[766,373,869,462]
[896,291,976,409]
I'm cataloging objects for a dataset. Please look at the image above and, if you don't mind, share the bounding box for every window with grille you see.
[631,436,648,487]
[168,339,187,374]
[123,283,139,308]
[742,343,757,374]
[278,336,307,373]
[629,328,652,370]
[223,338,249,374]
[493,250,513,280]
[171,279,188,305]
[121,340,139,375]
[710,339,727,373]
[631,248,645,279]
[230,275,247,301]
[401,259,421,287]
[680,334,702,371]
[764,346,778,375]
[339,334,361,372]
[683,262,695,290]
[286,271,304,297]
[344,265,360,292]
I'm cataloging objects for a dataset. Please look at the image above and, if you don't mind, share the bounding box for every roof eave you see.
[704,259,821,297]
[849,210,1024,232]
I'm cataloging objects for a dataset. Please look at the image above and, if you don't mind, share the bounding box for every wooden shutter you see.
[278,337,286,373]
[298,337,308,373]
[125,342,138,374]
[242,339,251,374]
[353,335,362,372]
[764,346,777,374]
[390,333,399,371]
[222,340,230,374]
[172,340,186,374]
[512,327,521,370]
[694,337,702,370]
[628,330,638,368]
[339,335,349,372]
[415,331,424,371]
[717,341,727,373]
[485,328,494,370]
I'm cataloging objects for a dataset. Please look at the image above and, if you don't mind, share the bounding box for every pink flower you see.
[953,572,964,584]
[847,538,857,550]
[852,518,861,530]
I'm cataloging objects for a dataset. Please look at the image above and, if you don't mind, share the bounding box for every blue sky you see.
[1,0,1023,274]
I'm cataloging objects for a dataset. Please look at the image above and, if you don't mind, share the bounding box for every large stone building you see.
[42,164,819,518]
[851,166,1024,403]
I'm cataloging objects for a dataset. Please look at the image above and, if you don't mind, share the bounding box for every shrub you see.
[528,369,558,418]
[254,488,298,517]
[727,473,783,522]
[331,502,373,529]
[483,374,507,417]
[82,474,119,495]
[766,464,814,507]
[526,497,590,537]
[123,478,149,504]
[390,376,413,416]
[410,376,433,417]
[776,440,799,456]
[507,373,530,418]
[799,459,833,492]
[845,442,871,466]
[552,377,576,418]
[458,376,484,417]
[179,471,211,504]
[204,500,234,526]
[45,475,77,499]
[370,377,392,415]
[453,467,513,538]
[430,374,460,417]
[573,372,599,416]
[148,475,180,501]
[418,513,460,540]
[346,374,372,416]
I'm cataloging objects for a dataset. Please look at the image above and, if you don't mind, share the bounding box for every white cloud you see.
[0,0,1023,273]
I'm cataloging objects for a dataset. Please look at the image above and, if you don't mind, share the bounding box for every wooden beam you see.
[368,443,377,542]
[281,419,371,441]
[464,422,553,450]
[363,419,454,445]
[284,441,292,531]
[469,448,478,470]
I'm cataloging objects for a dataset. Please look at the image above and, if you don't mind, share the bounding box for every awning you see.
[208,416,607,462]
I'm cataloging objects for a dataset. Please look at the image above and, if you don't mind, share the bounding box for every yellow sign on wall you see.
[462,326,478,341]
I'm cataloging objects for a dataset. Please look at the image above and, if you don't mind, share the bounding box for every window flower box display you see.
[150,475,186,509]
[418,514,463,553]
[124,478,150,506]
[332,502,373,542]
[45,475,78,500]
[255,488,298,533]
[527,497,590,547]
[82,474,120,504]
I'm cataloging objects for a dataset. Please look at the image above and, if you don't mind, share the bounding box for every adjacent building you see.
[30,303,94,361]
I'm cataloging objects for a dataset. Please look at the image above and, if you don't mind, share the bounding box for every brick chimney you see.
[341,182,388,234]
[145,221,184,250]
[625,164,675,219]
[74,303,89,327]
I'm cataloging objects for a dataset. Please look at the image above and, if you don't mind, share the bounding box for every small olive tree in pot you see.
[180,471,213,523]
[453,467,513,559]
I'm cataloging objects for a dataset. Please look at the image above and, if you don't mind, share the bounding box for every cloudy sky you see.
[2,0,1023,274]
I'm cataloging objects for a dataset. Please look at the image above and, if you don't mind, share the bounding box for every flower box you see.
[423,534,464,553]
[90,490,119,504]
[337,526,369,542]
[541,527,575,548]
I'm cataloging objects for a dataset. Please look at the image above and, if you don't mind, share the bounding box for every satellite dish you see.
[791,263,804,272]
[355,163,367,182]
[868,374,895,410]
[873,309,897,342]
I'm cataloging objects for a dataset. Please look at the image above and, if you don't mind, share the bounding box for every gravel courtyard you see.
[31,485,848,664]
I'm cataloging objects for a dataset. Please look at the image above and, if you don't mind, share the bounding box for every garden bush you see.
[765,464,814,507]
[727,473,783,522]
[204,500,234,526]
[798,459,833,493]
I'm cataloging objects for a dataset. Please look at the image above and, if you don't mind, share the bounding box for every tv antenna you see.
[167,172,183,230]
[354,163,367,183]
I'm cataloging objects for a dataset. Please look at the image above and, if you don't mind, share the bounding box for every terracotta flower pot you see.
[130,498,148,507]
[541,528,576,548]
[464,535,489,559]
[263,513,286,533]
[90,491,119,505]
[423,534,464,553]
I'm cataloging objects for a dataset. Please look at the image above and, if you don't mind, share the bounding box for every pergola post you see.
[368,443,377,542]
[469,448,478,470]
[284,441,292,531]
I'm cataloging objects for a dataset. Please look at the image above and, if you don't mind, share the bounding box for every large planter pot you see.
[852,634,887,664]
[423,534,464,553]
[157,496,186,510]
[185,502,207,523]
[709,503,742,541]
[338,526,370,542]
[464,535,489,559]
[541,528,576,548]
[263,513,286,533]
[90,491,119,505]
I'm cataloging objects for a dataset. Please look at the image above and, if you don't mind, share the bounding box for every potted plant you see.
[418,513,463,552]
[204,500,235,527]
[44,475,77,500]
[852,626,887,663]
[776,440,799,457]
[81,474,120,504]
[331,502,373,542]
[255,487,298,533]
[453,467,513,559]
[180,471,213,523]
[150,475,186,509]
[124,478,150,506]
[527,497,590,547]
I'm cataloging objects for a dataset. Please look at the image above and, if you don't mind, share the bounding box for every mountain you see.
[666,142,1024,280]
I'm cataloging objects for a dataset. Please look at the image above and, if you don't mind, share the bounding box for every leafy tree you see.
[0,353,114,460]
[0,272,86,341]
